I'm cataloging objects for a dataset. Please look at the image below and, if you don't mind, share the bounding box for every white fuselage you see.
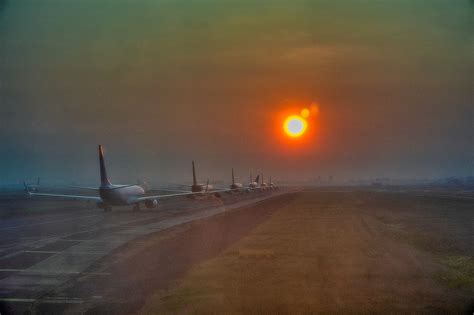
[192,183,214,193]
[230,183,243,190]
[248,182,260,189]
[99,185,145,206]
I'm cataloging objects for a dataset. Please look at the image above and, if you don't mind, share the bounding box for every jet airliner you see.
[168,161,230,198]
[260,174,269,191]
[26,145,206,211]
[228,168,243,192]
[248,174,261,191]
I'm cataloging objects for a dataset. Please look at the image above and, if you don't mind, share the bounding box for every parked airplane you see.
[168,161,228,198]
[191,161,214,193]
[228,168,243,192]
[25,145,205,211]
[23,177,40,193]
[260,174,268,191]
[247,173,261,191]
[269,176,278,190]
[136,178,149,192]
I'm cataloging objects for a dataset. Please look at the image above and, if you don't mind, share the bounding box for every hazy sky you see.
[0,0,472,184]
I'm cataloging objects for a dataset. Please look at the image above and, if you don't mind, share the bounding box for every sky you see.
[0,0,472,185]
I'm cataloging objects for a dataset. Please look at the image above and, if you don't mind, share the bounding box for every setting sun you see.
[284,115,307,138]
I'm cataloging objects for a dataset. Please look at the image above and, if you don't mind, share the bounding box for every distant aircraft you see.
[260,174,268,191]
[191,161,214,193]
[162,161,228,198]
[25,145,204,211]
[247,173,261,191]
[228,168,243,192]
[136,178,149,192]
[23,177,40,192]
[269,176,278,190]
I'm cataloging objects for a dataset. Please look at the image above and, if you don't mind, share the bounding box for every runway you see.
[0,189,288,313]
[1,187,471,314]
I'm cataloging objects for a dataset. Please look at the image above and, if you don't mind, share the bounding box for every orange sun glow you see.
[283,115,307,138]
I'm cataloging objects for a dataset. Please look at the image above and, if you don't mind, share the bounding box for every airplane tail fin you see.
[99,145,111,186]
[37,177,40,186]
[24,181,31,195]
[255,175,260,183]
[232,168,235,185]
[192,161,197,186]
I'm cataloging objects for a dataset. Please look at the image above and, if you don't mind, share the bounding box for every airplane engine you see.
[214,192,222,198]
[145,199,158,209]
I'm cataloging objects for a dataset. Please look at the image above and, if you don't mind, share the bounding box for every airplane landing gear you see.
[133,204,141,211]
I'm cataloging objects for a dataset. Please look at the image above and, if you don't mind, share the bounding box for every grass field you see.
[138,191,473,314]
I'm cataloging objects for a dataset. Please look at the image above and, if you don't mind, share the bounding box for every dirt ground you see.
[50,190,473,314]
[136,191,473,314]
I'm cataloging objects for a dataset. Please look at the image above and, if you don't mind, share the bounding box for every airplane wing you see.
[211,188,233,193]
[28,192,101,201]
[211,186,229,190]
[63,185,99,191]
[147,188,191,193]
[135,188,234,202]
[167,183,193,188]
[63,184,136,191]
[135,191,203,201]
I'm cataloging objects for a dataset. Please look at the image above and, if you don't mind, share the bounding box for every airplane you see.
[247,173,261,191]
[23,177,40,193]
[136,178,149,192]
[191,161,213,193]
[25,145,207,212]
[168,161,228,198]
[269,176,278,190]
[227,168,243,193]
[260,174,268,191]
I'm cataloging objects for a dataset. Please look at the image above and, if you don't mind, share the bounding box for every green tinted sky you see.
[0,0,472,183]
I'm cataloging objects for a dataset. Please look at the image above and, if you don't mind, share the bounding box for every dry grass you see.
[138,192,473,314]
[436,256,474,289]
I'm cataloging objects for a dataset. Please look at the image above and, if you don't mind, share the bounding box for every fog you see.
[0,0,472,185]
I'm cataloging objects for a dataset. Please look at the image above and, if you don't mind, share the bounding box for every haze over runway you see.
[0,0,472,184]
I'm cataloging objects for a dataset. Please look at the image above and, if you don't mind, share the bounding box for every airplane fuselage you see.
[99,185,145,206]
[230,183,243,190]
[248,182,260,189]
[191,183,214,193]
